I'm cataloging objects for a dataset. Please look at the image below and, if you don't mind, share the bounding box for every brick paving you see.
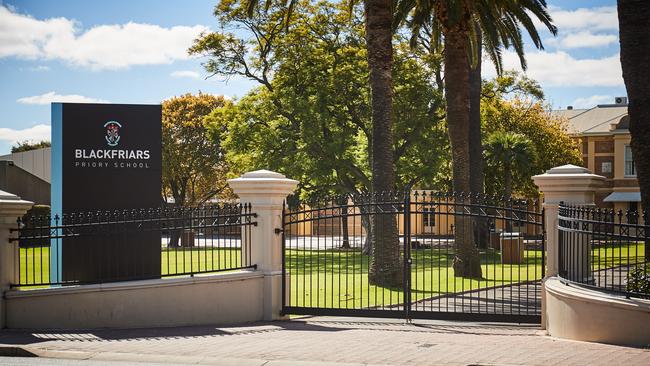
[1,316,649,365]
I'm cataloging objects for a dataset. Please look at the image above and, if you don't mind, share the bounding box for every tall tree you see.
[194,1,447,286]
[484,131,536,232]
[395,0,556,278]
[481,72,581,199]
[618,1,650,213]
[240,0,402,286]
[484,132,537,201]
[363,0,401,287]
[617,0,650,261]
[162,93,230,208]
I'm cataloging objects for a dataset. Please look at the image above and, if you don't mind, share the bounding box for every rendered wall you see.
[545,277,650,347]
[0,161,50,205]
[5,271,264,329]
[0,148,51,183]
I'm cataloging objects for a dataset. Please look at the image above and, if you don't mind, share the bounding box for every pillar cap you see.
[533,164,605,205]
[239,169,286,179]
[0,190,33,218]
[533,164,605,190]
[228,170,298,200]
[544,164,591,175]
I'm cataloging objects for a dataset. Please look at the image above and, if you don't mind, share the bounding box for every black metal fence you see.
[11,203,257,288]
[282,191,544,323]
[558,203,649,299]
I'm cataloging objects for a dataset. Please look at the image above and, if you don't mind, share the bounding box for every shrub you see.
[627,266,650,296]
[19,205,50,248]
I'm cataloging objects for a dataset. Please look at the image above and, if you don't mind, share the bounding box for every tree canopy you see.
[162,93,231,206]
[481,73,582,198]
[11,140,51,153]
[197,1,448,200]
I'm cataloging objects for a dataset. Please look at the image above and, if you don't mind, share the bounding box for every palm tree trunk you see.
[445,28,482,279]
[365,0,402,287]
[469,27,484,196]
[504,165,513,232]
[469,28,488,249]
[617,0,650,261]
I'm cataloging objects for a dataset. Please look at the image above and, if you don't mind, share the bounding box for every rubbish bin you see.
[181,231,196,247]
[500,232,524,264]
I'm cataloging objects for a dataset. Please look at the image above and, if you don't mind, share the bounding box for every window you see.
[624,145,636,176]
[423,207,435,227]
[601,161,612,174]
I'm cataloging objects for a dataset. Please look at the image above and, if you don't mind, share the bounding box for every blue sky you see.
[0,0,626,154]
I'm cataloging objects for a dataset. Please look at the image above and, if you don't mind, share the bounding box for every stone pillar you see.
[228,170,298,321]
[0,190,33,328]
[532,164,604,329]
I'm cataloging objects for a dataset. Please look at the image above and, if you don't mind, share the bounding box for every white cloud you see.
[483,51,623,87]
[548,31,618,49]
[0,124,51,145]
[30,65,50,72]
[17,91,110,105]
[545,6,619,32]
[571,95,614,109]
[170,70,201,79]
[0,5,208,70]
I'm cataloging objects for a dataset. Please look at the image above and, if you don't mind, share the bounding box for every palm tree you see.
[484,132,537,200]
[395,0,556,278]
[364,0,402,288]
[484,131,537,231]
[245,0,402,287]
[617,0,650,261]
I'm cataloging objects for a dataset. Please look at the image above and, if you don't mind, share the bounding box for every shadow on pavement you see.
[0,316,540,346]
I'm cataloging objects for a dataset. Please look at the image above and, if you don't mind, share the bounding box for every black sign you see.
[51,103,162,283]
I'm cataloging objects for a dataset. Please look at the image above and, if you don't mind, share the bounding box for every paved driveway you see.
[1,316,648,366]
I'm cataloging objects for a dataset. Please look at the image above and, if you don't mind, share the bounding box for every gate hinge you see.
[275,228,284,235]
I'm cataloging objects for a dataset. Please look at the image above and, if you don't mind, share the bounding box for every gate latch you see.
[275,228,284,235]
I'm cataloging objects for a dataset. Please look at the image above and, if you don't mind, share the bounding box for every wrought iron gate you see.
[282,191,544,323]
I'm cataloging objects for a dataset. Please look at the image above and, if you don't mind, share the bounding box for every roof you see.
[603,191,641,202]
[552,105,628,136]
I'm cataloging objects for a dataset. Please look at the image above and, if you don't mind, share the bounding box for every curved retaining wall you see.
[545,276,650,347]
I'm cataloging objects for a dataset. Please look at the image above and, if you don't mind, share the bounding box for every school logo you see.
[104,121,122,147]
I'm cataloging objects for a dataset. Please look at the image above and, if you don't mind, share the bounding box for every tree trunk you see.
[169,193,185,249]
[341,209,351,249]
[365,0,402,287]
[504,165,513,232]
[361,210,373,255]
[445,28,483,279]
[469,28,488,249]
[617,0,650,261]
[469,28,484,195]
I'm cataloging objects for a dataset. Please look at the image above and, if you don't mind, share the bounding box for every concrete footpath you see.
[1,316,649,366]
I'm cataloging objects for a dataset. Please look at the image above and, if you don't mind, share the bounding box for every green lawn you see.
[592,242,646,269]
[17,242,646,308]
[18,247,243,287]
[285,248,544,309]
